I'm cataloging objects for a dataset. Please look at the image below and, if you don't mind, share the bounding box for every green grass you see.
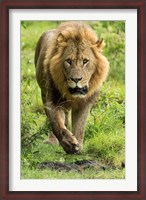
[21,21,125,179]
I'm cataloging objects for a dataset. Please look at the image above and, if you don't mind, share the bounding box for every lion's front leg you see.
[45,102,79,154]
[72,104,91,150]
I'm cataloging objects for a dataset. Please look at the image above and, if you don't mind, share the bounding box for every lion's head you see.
[44,22,109,100]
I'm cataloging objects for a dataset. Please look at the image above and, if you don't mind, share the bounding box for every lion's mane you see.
[43,22,109,101]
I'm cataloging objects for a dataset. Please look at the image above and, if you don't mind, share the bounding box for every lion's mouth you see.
[69,86,88,96]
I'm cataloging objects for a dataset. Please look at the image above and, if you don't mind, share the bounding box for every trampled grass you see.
[21,21,125,179]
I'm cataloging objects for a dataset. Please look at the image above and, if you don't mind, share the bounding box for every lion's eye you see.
[66,59,72,65]
[83,59,89,65]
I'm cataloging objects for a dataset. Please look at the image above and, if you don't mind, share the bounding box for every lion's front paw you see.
[60,133,80,154]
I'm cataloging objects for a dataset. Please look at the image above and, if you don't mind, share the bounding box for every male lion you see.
[35,21,109,154]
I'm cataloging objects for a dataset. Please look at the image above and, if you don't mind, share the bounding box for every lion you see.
[35,21,109,154]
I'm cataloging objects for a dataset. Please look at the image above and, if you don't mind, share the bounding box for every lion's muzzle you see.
[69,86,88,96]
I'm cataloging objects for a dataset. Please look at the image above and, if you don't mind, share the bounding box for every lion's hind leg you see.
[43,132,59,145]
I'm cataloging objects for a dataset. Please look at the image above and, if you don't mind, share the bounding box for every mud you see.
[38,160,108,172]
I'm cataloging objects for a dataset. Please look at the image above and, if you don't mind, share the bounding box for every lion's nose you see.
[70,77,82,83]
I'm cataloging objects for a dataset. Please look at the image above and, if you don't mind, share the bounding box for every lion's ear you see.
[57,33,66,43]
[96,38,105,52]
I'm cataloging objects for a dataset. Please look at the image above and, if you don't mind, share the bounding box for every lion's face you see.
[62,40,97,98]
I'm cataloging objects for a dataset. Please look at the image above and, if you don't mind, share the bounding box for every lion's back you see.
[35,29,55,67]
[35,29,56,88]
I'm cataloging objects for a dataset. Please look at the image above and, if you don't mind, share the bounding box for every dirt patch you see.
[38,160,108,172]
